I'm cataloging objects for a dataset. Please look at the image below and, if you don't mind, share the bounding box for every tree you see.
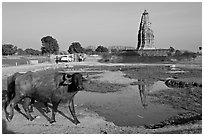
[95,45,109,53]
[24,48,41,55]
[84,48,94,55]
[167,46,175,56]
[17,48,26,55]
[68,42,84,54]
[41,36,59,55]
[2,44,17,55]
[199,46,202,51]
[174,50,182,56]
[111,48,118,53]
[169,46,175,53]
[59,50,68,55]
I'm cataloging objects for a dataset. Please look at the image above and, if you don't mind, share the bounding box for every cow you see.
[4,71,87,125]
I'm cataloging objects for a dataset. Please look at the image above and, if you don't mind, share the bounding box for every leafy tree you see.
[2,44,17,55]
[68,42,84,54]
[95,45,109,53]
[174,50,182,56]
[25,48,41,55]
[84,48,94,55]
[41,36,59,55]
[167,46,175,56]
[59,50,68,55]
[111,48,118,53]
[17,48,26,55]
[199,47,202,51]
[169,46,175,53]
[182,51,197,58]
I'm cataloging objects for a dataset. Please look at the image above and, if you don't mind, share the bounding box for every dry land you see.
[2,57,202,134]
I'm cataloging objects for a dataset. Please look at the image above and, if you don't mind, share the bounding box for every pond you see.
[75,81,185,127]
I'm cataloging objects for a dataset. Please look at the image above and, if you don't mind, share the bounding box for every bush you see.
[95,46,109,53]
[173,51,197,60]
[117,51,140,57]
[99,52,169,63]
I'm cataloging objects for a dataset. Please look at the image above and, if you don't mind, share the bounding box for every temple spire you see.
[137,9,155,50]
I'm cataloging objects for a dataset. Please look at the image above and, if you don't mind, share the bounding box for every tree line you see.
[2,35,109,56]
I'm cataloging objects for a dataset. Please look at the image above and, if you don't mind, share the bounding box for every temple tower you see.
[137,9,155,50]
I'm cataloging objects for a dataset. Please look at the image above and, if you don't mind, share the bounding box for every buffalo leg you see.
[68,99,80,125]
[43,103,50,113]
[50,102,58,124]
[28,98,35,113]
[14,105,21,112]
[7,97,21,121]
[22,98,35,121]
[45,103,50,113]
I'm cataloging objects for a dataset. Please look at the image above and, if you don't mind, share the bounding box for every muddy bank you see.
[145,112,201,129]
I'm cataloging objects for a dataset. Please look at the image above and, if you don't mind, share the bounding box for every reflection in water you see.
[137,79,173,108]
[75,81,183,126]
[138,79,147,108]
[138,79,153,108]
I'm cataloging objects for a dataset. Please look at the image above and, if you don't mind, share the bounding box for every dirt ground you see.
[2,59,202,134]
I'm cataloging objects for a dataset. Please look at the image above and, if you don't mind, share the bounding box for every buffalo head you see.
[62,73,91,91]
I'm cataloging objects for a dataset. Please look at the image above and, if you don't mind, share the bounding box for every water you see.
[75,81,184,127]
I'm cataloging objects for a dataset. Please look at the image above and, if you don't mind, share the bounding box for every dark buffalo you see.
[4,72,24,112]
[4,71,87,125]
[4,72,49,117]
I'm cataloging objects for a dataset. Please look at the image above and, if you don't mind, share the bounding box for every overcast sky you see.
[2,2,202,51]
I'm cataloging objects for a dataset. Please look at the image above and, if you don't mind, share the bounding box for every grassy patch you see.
[148,87,202,113]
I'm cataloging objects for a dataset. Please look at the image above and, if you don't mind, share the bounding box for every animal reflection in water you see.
[137,79,152,108]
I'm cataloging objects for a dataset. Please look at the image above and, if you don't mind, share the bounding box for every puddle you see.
[75,81,184,127]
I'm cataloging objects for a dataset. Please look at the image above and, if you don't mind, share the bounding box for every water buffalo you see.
[4,71,87,125]
[4,72,49,117]
[4,72,25,112]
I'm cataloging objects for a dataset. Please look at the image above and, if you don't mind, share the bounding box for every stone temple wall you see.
[137,10,155,50]
[137,49,170,56]
[123,49,170,56]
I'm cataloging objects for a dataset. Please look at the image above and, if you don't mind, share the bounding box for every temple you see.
[137,10,155,50]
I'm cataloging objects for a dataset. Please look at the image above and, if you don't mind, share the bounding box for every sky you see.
[2,2,202,52]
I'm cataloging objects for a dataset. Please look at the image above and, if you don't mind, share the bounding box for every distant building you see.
[108,46,135,51]
[137,10,155,50]
[123,49,171,56]
[118,10,176,57]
